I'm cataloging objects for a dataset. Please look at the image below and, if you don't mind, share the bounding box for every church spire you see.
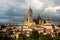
[47,17,50,21]
[28,6,32,13]
[46,17,50,23]
[37,14,42,20]
[28,6,33,23]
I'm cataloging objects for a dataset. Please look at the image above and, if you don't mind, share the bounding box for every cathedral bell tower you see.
[24,7,35,26]
[28,7,33,23]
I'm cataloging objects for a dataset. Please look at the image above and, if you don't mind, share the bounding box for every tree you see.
[53,33,60,40]
[1,25,6,29]
[38,34,52,40]
[19,33,27,40]
[29,29,39,40]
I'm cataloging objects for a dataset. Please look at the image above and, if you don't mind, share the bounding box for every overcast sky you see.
[0,0,60,25]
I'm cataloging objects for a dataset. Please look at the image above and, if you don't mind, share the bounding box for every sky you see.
[0,0,60,25]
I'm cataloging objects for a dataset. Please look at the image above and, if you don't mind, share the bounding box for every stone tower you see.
[28,7,33,23]
[24,7,35,26]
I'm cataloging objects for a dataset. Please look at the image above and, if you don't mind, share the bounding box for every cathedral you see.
[24,7,46,26]
[24,7,56,35]
[24,7,50,26]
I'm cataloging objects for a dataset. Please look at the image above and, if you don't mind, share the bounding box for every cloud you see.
[45,6,60,12]
[28,0,44,9]
[54,0,60,6]
[0,19,9,23]
[0,0,60,24]
[44,6,60,17]
[0,0,56,10]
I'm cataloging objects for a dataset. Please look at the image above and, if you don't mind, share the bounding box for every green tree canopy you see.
[29,29,39,40]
